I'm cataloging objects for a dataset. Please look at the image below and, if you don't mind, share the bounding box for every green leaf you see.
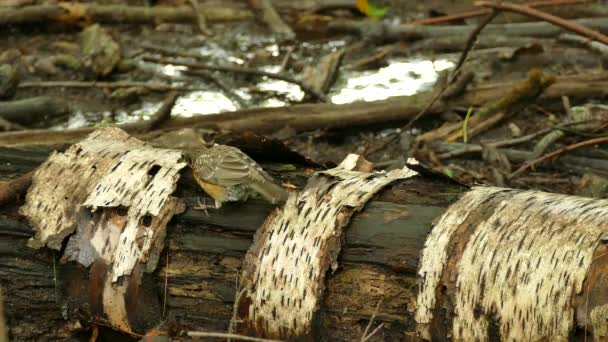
[356,0,387,18]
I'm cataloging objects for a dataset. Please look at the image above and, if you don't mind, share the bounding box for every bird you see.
[183,144,289,211]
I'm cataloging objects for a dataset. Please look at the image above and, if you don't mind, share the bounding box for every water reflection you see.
[60,49,454,127]
[167,57,453,116]
[331,59,454,104]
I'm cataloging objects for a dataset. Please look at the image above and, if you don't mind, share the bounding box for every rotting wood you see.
[236,161,417,338]
[0,143,461,341]
[18,128,187,334]
[3,142,608,340]
[416,187,608,340]
[2,72,608,147]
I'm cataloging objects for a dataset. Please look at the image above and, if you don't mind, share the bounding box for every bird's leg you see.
[193,197,213,216]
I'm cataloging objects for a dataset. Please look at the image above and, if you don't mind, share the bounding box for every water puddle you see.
[62,38,454,127]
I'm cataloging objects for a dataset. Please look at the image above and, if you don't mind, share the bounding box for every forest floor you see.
[1,0,608,196]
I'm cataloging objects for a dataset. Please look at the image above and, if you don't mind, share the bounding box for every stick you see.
[143,56,327,102]
[247,0,295,40]
[188,0,211,35]
[138,91,179,133]
[437,119,603,159]
[0,3,251,25]
[476,1,608,45]
[411,0,590,26]
[183,69,249,108]
[360,299,382,342]
[187,331,283,342]
[365,10,499,156]
[558,33,608,57]
[510,135,608,178]
[18,81,201,91]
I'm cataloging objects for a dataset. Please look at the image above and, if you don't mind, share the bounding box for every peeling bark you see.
[237,164,416,338]
[3,136,608,340]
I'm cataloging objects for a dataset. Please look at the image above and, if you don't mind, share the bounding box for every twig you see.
[228,288,246,335]
[279,46,295,72]
[410,9,498,128]
[451,9,499,79]
[188,0,211,35]
[18,81,201,91]
[510,135,608,178]
[476,1,608,45]
[448,111,505,142]
[184,69,249,108]
[437,119,604,159]
[364,9,499,156]
[141,42,204,60]
[410,0,590,25]
[163,248,169,318]
[139,91,179,133]
[558,33,608,57]
[247,0,295,40]
[362,323,385,342]
[143,56,327,102]
[360,298,383,342]
[462,107,474,143]
[187,331,283,341]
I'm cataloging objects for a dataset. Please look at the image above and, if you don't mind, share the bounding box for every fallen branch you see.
[136,91,178,133]
[437,142,608,176]
[188,0,211,35]
[184,69,249,108]
[142,55,327,102]
[18,80,202,92]
[436,119,604,159]
[476,1,608,45]
[328,17,608,42]
[188,331,283,342]
[410,0,591,26]
[1,72,607,146]
[248,0,295,40]
[510,135,608,178]
[558,33,608,57]
[0,3,251,26]
[0,96,69,126]
[417,69,555,143]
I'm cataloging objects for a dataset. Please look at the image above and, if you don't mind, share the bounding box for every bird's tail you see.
[250,180,290,205]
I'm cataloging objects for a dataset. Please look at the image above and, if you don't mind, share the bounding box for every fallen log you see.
[0,96,69,127]
[3,131,608,341]
[1,72,608,146]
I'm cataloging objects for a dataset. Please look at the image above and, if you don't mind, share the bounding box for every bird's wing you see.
[194,146,271,186]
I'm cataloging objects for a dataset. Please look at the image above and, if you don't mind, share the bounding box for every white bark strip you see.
[21,127,144,250]
[416,186,608,341]
[21,127,186,282]
[238,159,417,338]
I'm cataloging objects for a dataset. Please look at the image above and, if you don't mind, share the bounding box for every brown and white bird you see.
[183,144,289,210]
